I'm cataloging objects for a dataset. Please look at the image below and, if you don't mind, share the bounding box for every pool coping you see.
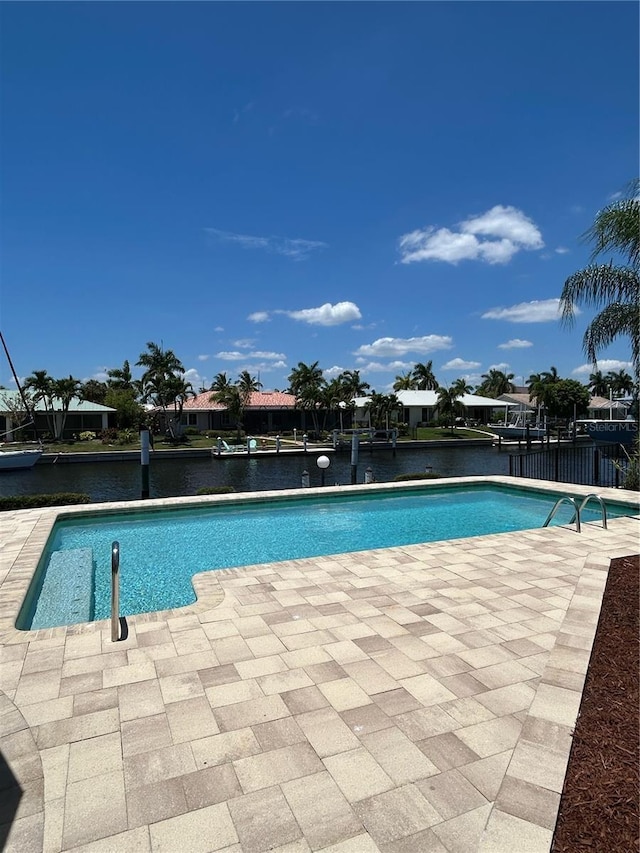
[1,476,639,852]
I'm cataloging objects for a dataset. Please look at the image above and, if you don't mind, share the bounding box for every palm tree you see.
[236,370,262,404]
[210,372,232,392]
[452,378,473,396]
[137,342,187,437]
[24,371,82,440]
[605,369,634,398]
[211,384,244,442]
[560,179,639,378]
[412,361,439,390]
[52,375,83,440]
[393,371,417,392]
[541,366,561,385]
[476,369,516,398]
[588,369,609,398]
[24,370,56,438]
[164,375,195,436]
[287,361,327,434]
[287,361,325,397]
[364,392,400,429]
[338,369,370,401]
[435,385,465,434]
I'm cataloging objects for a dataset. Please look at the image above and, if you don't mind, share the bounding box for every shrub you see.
[79,431,97,441]
[394,472,443,481]
[184,427,201,436]
[195,486,236,495]
[117,429,135,445]
[100,427,119,445]
[617,438,639,491]
[0,493,91,511]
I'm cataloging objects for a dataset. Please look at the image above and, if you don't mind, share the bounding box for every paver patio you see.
[1,478,638,852]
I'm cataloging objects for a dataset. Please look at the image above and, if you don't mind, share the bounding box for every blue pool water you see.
[18,484,634,629]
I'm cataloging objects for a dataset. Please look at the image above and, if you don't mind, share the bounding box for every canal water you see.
[0,446,510,503]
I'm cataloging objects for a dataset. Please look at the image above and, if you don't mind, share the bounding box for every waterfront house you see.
[0,391,116,441]
[180,390,304,435]
[353,390,511,429]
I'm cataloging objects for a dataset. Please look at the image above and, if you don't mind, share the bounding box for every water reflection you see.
[0,446,510,503]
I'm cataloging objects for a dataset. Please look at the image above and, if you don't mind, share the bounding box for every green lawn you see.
[412,426,495,440]
[5,427,495,454]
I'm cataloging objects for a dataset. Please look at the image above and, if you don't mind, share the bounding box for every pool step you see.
[31,548,94,629]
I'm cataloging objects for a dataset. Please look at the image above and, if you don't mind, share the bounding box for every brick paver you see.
[1,477,638,852]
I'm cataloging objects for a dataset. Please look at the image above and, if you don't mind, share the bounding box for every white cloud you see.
[248,351,286,360]
[498,338,533,349]
[214,349,285,363]
[247,360,288,373]
[482,298,568,323]
[197,354,210,362]
[441,358,481,371]
[555,246,570,255]
[283,301,362,326]
[353,361,392,373]
[354,335,452,358]
[184,368,209,390]
[398,205,543,265]
[323,365,345,379]
[214,326,224,333]
[215,351,245,361]
[248,312,270,323]
[206,228,327,261]
[488,362,510,371]
[462,205,543,248]
[572,359,633,376]
[233,339,255,349]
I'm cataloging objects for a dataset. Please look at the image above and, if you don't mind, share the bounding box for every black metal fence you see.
[509,442,631,488]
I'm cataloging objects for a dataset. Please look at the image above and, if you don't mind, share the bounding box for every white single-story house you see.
[353,390,512,429]
[0,391,116,441]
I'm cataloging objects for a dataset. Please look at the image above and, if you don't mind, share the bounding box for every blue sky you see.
[1,1,638,395]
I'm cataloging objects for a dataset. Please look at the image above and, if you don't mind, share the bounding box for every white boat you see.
[0,448,43,470]
[491,412,546,440]
[575,419,638,447]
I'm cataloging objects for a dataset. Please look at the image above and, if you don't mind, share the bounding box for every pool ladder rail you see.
[543,493,608,533]
[111,540,120,642]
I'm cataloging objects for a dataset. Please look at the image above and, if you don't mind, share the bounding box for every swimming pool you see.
[17,482,636,630]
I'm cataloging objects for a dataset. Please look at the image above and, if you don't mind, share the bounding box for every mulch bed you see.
[551,554,639,853]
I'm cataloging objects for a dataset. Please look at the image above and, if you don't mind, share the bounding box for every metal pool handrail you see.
[111,541,120,642]
[543,496,581,532]
[571,494,608,530]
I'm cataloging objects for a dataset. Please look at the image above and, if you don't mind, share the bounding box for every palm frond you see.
[582,303,640,375]
[582,181,640,269]
[560,265,639,324]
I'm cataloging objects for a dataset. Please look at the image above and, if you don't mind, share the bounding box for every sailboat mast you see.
[0,330,40,440]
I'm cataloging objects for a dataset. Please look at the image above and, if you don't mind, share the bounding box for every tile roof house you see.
[181,391,302,434]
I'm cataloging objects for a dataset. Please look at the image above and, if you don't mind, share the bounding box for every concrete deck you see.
[1,478,638,852]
